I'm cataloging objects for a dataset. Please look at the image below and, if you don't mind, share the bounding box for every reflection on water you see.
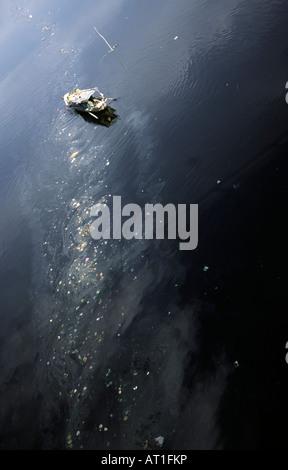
[30,96,182,449]
[1,0,288,450]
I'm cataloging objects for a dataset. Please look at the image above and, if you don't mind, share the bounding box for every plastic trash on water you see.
[155,436,164,447]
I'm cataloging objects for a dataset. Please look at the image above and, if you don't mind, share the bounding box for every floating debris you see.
[82,225,91,239]
[76,241,87,252]
[155,436,164,447]
[70,151,79,160]
[93,332,104,343]
[66,433,73,448]
[203,265,209,272]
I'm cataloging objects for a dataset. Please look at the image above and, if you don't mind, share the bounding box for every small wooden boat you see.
[63,87,114,120]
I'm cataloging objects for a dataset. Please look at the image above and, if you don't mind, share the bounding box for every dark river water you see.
[1,0,288,451]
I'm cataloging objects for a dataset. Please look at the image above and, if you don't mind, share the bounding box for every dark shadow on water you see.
[75,105,118,128]
[177,131,288,449]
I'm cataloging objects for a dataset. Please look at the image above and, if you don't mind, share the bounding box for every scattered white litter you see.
[155,436,164,447]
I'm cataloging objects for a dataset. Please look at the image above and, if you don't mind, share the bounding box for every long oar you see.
[87,111,98,120]
[93,26,125,69]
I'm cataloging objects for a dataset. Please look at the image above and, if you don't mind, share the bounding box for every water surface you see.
[1,0,288,450]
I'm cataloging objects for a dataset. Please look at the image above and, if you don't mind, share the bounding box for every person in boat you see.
[63,88,109,114]
[63,92,72,110]
[63,88,81,109]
